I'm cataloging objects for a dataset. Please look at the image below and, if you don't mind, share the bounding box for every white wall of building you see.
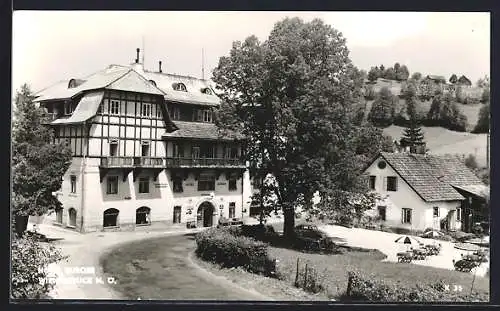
[365,155,462,231]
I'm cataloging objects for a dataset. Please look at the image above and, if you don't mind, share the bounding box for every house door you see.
[197,202,214,227]
[447,210,456,231]
[173,206,182,224]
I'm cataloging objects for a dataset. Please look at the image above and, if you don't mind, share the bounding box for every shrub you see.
[448,231,476,242]
[294,261,325,294]
[11,236,66,299]
[343,271,488,302]
[195,228,276,277]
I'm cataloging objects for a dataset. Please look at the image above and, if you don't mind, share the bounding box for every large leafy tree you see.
[368,87,396,127]
[213,18,386,238]
[472,102,490,134]
[12,84,72,235]
[426,92,468,132]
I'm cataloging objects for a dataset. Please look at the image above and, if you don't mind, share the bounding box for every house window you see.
[402,208,412,224]
[202,88,213,95]
[64,102,74,115]
[229,202,236,219]
[103,208,119,227]
[228,175,237,191]
[225,146,239,159]
[109,100,120,115]
[377,160,387,169]
[109,141,118,156]
[198,173,215,191]
[70,175,77,193]
[141,103,151,117]
[386,176,398,191]
[378,206,386,221]
[369,175,376,190]
[456,208,461,221]
[156,105,162,118]
[173,206,182,224]
[192,146,200,159]
[169,106,181,120]
[173,176,183,193]
[138,177,150,194]
[106,176,119,194]
[136,206,151,225]
[194,109,212,122]
[433,206,440,218]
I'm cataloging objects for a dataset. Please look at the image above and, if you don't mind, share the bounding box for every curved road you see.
[45,225,269,300]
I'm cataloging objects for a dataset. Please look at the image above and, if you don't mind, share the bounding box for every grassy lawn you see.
[269,245,489,300]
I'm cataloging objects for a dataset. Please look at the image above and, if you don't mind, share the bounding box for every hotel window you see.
[386,176,398,192]
[70,175,77,193]
[109,100,120,115]
[229,202,236,219]
[378,206,386,221]
[106,176,119,194]
[194,109,212,123]
[141,141,150,157]
[225,146,239,159]
[136,206,151,225]
[141,103,152,117]
[103,208,119,227]
[169,106,181,120]
[402,208,412,224]
[173,176,183,193]
[173,143,184,158]
[192,146,201,159]
[109,141,118,156]
[198,173,215,191]
[138,177,150,194]
[228,174,237,191]
[64,102,74,115]
[433,206,440,218]
[156,105,162,118]
[456,208,461,221]
[173,83,187,92]
[369,175,376,190]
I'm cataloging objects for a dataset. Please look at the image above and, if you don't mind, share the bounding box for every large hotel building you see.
[35,49,258,232]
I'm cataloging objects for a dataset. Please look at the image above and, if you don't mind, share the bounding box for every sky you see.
[12,11,490,95]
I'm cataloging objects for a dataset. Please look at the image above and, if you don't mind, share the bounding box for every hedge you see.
[195,227,277,277]
[343,271,488,302]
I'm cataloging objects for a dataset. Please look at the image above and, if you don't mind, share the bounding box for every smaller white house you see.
[363,151,486,232]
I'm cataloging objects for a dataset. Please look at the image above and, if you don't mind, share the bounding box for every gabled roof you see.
[457,75,472,85]
[34,64,220,107]
[162,121,243,141]
[51,91,104,125]
[425,75,446,82]
[368,152,486,202]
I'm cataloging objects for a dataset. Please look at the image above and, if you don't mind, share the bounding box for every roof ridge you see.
[127,68,167,95]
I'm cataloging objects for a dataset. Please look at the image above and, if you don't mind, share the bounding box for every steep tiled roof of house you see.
[162,121,243,141]
[34,64,220,107]
[379,152,485,202]
[142,70,220,106]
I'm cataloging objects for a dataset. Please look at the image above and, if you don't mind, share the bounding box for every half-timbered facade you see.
[35,49,253,232]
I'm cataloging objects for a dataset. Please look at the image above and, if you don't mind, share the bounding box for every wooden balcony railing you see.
[40,113,58,124]
[133,157,165,167]
[100,157,134,167]
[165,157,245,168]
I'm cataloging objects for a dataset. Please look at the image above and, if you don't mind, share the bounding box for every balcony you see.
[99,156,165,182]
[40,113,59,124]
[165,157,246,168]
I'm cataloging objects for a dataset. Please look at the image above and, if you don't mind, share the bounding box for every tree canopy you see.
[213,17,387,237]
[400,84,425,148]
[426,92,468,132]
[12,84,72,234]
[368,87,397,127]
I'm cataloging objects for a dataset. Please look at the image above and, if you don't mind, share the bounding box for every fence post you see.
[304,263,309,288]
[294,258,300,286]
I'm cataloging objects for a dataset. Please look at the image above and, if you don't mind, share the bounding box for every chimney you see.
[159,61,162,73]
[135,48,140,64]
[409,142,426,155]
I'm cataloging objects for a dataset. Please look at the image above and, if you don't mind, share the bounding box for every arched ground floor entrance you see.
[197,201,215,227]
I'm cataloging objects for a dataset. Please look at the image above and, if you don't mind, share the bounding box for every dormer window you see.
[173,83,187,92]
[68,79,77,89]
[194,109,212,123]
[149,80,157,87]
[201,87,213,95]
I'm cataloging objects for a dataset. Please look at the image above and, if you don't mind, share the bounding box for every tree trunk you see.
[14,215,29,237]
[283,205,295,240]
